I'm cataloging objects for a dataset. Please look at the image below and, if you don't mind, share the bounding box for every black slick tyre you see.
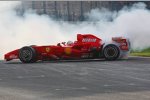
[103,44,120,61]
[19,46,37,63]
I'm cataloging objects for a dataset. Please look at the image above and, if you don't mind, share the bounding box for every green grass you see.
[130,47,150,57]
[130,52,150,57]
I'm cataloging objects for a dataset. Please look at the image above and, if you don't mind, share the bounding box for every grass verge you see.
[130,47,150,57]
[130,52,150,57]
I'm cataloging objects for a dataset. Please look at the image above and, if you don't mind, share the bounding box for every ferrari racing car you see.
[4,34,130,63]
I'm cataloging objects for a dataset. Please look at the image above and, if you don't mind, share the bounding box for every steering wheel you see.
[61,42,66,46]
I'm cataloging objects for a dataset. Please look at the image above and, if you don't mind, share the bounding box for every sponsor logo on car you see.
[10,54,17,59]
[82,38,96,42]
[46,47,51,52]
[65,47,72,55]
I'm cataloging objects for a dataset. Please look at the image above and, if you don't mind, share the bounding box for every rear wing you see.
[112,37,130,51]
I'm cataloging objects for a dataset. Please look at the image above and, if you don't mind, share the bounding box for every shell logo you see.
[46,47,51,52]
[65,47,72,55]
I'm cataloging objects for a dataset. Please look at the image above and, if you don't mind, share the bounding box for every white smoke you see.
[0,1,150,59]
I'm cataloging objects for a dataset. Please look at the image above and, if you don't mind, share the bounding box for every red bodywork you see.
[4,34,129,62]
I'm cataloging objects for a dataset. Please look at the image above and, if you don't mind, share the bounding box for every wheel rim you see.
[21,49,32,61]
[104,46,118,58]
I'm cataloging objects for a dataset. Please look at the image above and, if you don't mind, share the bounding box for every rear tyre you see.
[19,46,37,63]
[103,44,120,60]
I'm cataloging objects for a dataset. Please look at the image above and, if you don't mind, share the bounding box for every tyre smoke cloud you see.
[0,1,150,59]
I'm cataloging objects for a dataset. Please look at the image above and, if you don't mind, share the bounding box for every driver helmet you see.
[67,41,73,46]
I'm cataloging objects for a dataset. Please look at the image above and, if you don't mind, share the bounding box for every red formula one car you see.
[4,34,130,63]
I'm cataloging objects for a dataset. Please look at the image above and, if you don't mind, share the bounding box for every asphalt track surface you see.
[0,57,150,100]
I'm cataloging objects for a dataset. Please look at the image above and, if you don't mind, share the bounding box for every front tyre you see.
[103,44,120,61]
[19,46,37,63]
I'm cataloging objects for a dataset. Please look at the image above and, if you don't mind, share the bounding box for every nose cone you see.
[4,49,19,61]
[4,53,11,61]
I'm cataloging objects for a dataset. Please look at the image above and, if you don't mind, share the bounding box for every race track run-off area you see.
[0,57,150,100]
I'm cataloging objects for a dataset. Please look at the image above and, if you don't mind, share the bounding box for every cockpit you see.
[57,41,74,47]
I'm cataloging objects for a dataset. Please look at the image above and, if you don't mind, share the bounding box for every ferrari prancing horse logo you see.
[46,47,51,52]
